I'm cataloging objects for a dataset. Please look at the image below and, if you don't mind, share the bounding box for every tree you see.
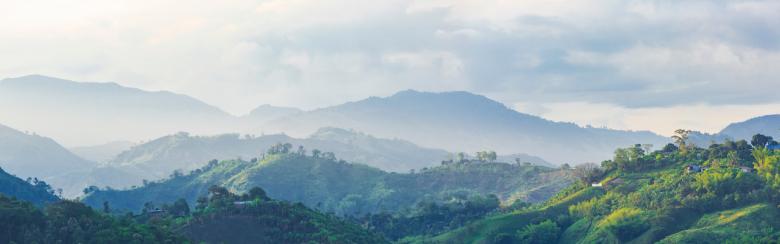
[311,149,321,158]
[573,163,603,184]
[751,134,775,148]
[168,198,190,216]
[102,201,110,214]
[753,147,780,195]
[515,220,560,244]
[248,187,269,201]
[672,129,692,154]
[456,152,466,163]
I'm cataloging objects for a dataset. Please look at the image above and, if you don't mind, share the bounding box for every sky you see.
[1,0,779,136]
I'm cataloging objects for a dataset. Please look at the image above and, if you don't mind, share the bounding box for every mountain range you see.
[0,75,673,165]
[0,123,95,193]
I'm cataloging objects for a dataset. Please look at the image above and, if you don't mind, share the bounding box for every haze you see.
[2,0,780,140]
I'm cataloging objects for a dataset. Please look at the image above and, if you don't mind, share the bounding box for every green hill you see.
[0,194,185,243]
[0,167,58,205]
[427,135,780,243]
[83,150,570,217]
[176,185,386,244]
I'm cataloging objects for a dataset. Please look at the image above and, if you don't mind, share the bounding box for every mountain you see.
[0,123,95,196]
[69,141,135,163]
[241,104,302,127]
[720,114,780,141]
[0,167,58,205]
[93,128,452,188]
[424,139,780,243]
[0,75,236,146]
[82,153,571,216]
[259,90,668,164]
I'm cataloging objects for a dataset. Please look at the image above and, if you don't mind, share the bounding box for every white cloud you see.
[1,0,779,134]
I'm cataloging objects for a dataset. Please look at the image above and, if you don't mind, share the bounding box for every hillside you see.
[83,151,570,217]
[0,167,58,205]
[0,195,185,243]
[0,75,235,146]
[0,123,95,196]
[720,114,780,141]
[91,128,457,189]
[69,141,135,163]
[260,90,668,164]
[176,185,386,244]
[426,136,780,243]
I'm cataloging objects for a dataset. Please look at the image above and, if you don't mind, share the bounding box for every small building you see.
[686,165,702,173]
[738,166,754,173]
[591,182,602,187]
[146,208,166,218]
[233,201,254,208]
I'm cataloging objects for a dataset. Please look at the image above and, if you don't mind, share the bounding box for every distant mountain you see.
[0,75,236,146]
[260,90,669,164]
[497,153,553,167]
[69,141,135,163]
[83,153,571,216]
[0,167,58,205]
[241,104,302,127]
[720,115,780,141]
[0,123,95,196]
[687,131,734,147]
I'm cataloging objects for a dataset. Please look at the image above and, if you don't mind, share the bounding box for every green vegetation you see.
[0,166,58,205]
[83,146,570,217]
[356,193,501,241]
[427,133,780,243]
[178,185,386,243]
[0,194,185,243]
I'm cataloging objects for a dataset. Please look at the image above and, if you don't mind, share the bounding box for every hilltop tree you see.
[476,151,497,162]
[751,134,776,148]
[311,149,321,158]
[671,129,692,154]
[573,163,603,184]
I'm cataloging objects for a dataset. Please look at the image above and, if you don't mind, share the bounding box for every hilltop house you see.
[738,166,754,173]
[146,208,167,218]
[234,201,254,208]
[686,165,702,173]
[593,178,623,188]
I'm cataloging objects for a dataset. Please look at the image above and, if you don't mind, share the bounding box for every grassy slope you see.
[658,203,780,243]
[430,147,780,244]
[427,187,604,243]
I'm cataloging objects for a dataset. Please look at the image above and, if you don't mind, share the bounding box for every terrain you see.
[423,134,780,243]
[82,149,570,216]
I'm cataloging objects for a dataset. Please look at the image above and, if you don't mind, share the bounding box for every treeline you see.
[0,194,186,243]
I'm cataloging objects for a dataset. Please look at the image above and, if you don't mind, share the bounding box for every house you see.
[738,166,754,173]
[233,201,254,208]
[686,165,702,173]
[146,208,167,218]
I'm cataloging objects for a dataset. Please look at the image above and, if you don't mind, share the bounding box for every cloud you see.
[0,0,778,125]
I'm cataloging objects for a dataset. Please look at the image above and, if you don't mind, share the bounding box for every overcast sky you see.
[2,0,779,135]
